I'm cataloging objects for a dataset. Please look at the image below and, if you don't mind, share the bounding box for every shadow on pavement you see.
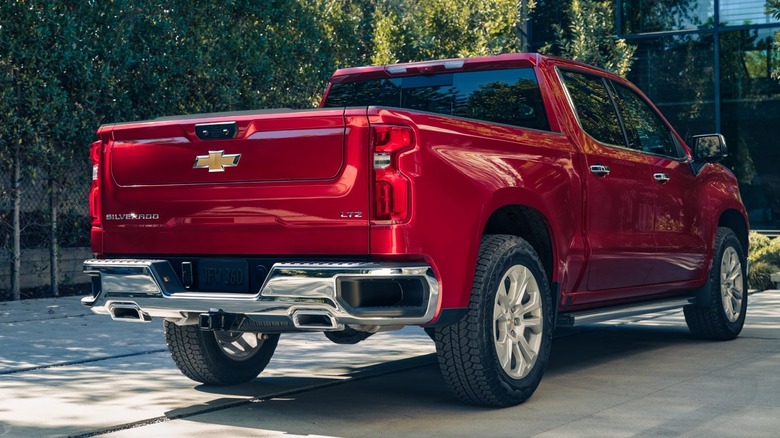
[154,325,711,438]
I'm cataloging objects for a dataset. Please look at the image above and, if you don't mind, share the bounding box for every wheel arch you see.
[718,208,749,256]
[482,204,555,285]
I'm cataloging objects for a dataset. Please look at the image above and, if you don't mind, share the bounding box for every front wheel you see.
[164,321,279,385]
[684,227,748,340]
[433,235,553,407]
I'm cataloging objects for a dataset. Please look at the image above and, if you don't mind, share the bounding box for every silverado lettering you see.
[104,213,160,220]
[83,53,749,407]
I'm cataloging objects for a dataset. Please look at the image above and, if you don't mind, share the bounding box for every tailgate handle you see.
[196,122,237,140]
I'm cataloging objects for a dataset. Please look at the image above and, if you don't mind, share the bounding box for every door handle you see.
[654,173,671,183]
[590,165,610,176]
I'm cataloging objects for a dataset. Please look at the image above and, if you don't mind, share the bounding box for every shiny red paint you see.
[94,109,371,256]
[91,53,748,321]
[365,108,580,311]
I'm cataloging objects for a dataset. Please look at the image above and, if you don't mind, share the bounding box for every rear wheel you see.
[433,235,553,407]
[684,227,747,340]
[164,321,279,385]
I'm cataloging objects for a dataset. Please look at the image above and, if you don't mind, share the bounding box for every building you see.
[533,0,780,231]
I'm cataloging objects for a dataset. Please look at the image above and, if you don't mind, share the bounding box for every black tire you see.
[164,321,279,385]
[433,235,554,407]
[684,227,747,341]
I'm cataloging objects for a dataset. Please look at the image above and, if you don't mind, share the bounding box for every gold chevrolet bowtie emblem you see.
[193,150,241,172]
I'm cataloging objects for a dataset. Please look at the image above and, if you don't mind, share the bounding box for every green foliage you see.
[371,4,407,65]
[747,232,780,290]
[750,231,772,254]
[1,1,342,140]
[313,0,378,70]
[541,0,635,75]
[371,0,534,64]
[748,261,778,291]
[96,0,337,116]
[773,31,780,81]
[0,0,360,286]
[768,0,780,20]
[749,235,780,267]
[767,0,780,80]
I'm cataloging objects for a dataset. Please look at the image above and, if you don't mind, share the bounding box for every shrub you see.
[748,235,780,267]
[746,232,780,291]
[748,261,779,291]
[749,231,772,255]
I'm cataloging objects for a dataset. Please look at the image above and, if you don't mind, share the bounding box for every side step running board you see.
[557,297,693,327]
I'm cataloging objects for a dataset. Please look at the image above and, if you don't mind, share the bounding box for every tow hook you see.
[198,309,238,331]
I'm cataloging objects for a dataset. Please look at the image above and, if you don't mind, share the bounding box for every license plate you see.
[198,259,249,292]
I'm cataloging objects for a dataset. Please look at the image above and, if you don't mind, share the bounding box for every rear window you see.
[324,68,551,131]
[559,70,626,147]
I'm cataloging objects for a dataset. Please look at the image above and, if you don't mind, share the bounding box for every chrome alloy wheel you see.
[214,331,264,361]
[720,246,744,323]
[493,265,544,379]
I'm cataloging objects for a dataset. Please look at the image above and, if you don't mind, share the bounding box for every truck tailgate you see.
[95,108,370,255]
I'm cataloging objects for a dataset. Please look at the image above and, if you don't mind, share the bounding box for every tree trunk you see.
[11,138,21,301]
[50,179,59,297]
[11,68,22,301]
[518,0,530,52]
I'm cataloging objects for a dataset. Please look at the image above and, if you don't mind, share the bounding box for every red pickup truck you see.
[83,53,749,407]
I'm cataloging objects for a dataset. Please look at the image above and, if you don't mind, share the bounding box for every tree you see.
[314,0,379,69]
[0,0,354,298]
[542,0,635,76]
[0,1,84,299]
[371,0,535,65]
[768,0,780,80]
[92,0,337,117]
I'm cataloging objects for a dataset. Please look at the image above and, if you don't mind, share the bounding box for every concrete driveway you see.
[1,290,779,437]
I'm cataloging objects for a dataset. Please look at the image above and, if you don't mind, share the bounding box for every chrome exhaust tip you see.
[292,310,338,330]
[108,303,152,323]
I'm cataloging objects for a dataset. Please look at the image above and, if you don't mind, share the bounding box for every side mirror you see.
[692,134,727,162]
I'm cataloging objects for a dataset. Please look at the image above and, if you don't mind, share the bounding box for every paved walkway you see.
[1,290,778,437]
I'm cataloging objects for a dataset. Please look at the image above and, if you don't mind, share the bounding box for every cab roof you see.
[328,53,619,84]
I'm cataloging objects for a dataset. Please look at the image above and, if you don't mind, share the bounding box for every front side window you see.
[560,70,626,147]
[611,82,681,158]
[324,68,551,131]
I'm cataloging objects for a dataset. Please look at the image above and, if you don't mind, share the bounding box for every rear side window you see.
[325,68,551,131]
[560,70,626,147]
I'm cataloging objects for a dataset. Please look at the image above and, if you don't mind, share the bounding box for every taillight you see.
[89,140,102,227]
[372,125,414,222]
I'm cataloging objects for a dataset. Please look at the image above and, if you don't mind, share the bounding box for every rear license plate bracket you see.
[197,259,249,292]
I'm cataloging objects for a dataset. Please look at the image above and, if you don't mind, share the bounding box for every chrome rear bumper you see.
[82,259,439,331]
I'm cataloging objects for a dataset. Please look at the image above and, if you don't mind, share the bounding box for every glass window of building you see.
[620,0,715,34]
[719,27,780,227]
[720,0,780,26]
[532,0,780,229]
[626,34,717,142]
[618,0,780,229]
